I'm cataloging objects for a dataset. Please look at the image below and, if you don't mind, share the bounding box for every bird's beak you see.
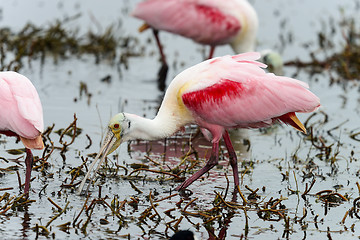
[77,129,119,195]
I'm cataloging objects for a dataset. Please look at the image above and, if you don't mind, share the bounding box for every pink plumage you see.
[179,52,319,142]
[0,71,44,193]
[133,0,244,46]
[132,0,257,52]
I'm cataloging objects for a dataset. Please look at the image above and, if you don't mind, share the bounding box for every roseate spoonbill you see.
[78,52,320,194]
[0,71,44,193]
[132,0,284,89]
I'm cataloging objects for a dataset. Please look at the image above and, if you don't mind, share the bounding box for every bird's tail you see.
[277,112,307,134]
[20,135,44,149]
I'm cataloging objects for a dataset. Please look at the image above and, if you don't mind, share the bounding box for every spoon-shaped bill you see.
[77,130,117,195]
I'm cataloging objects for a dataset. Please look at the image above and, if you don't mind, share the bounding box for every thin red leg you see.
[208,46,216,59]
[24,148,33,194]
[153,29,167,65]
[176,142,219,191]
[152,29,168,91]
[0,131,33,193]
[222,130,239,187]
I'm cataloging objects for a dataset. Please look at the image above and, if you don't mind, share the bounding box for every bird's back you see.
[161,53,320,140]
[132,0,250,45]
[0,71,43,139]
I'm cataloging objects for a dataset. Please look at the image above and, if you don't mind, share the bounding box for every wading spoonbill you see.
[78,52,320,194]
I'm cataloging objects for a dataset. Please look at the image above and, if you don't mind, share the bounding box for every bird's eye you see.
[114,124,120,129]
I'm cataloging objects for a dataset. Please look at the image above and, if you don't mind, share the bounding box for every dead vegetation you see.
[0,15,143,72]
[285,11,360,84]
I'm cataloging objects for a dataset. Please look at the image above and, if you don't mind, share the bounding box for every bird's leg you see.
[222,130,239,187]
[24,148,33,194]
[153,29,167,65]
[152,29,168,91]
[175,141,219,191]
[208,46,216,59]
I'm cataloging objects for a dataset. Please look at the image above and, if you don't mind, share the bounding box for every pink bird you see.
[132,0,259,90]
[0,71,44,194]
[78,52,320,194]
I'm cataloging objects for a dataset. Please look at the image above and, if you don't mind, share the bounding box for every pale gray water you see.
[0,0,359,239]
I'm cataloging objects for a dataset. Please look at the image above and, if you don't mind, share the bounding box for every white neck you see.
[124,73,195,142]
[124,109,191,141]
[230,0,258,53]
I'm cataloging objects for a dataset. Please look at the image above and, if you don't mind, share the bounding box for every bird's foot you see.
[157,63,168,91]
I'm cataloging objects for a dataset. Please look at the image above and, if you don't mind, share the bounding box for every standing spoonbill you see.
[132,0,283,90]
[78,52,320,194]
[0,71,44,194]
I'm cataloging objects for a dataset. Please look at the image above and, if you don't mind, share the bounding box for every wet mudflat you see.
[0,0,360,239]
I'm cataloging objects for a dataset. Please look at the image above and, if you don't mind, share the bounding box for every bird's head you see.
[77,113,132,195]
[260,50,284,75]
[102,113,132,155]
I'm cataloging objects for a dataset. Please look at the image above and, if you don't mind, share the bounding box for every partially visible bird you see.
[260,49,284,76]
[132,0,259,90]
[0,71,44,194]
[78,52,320,194]
[170,230,197,240]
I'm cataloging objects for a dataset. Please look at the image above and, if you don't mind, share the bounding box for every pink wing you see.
[132,0,241,45]
[0,71,44,139]
[181,53,320,130]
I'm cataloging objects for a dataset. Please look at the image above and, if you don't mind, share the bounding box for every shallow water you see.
[0,0,360,239]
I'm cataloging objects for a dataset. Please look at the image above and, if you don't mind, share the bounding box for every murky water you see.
[0,0,360,239]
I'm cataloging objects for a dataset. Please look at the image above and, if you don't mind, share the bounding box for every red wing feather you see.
[181,77,317,130]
